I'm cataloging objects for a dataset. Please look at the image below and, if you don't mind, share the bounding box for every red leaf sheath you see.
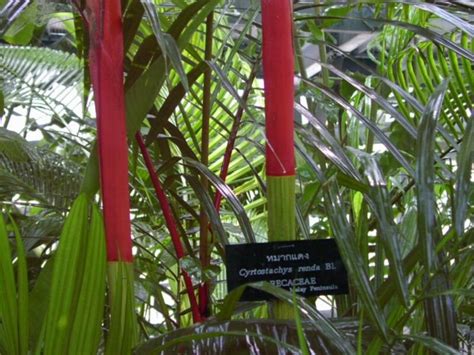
[86,0,133,262]
[261,0,295,177]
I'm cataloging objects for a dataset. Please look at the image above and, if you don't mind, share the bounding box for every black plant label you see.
[226,239,348,301]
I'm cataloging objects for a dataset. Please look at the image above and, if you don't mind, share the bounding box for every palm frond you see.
[0,128,81,209]
[0,45,83,121]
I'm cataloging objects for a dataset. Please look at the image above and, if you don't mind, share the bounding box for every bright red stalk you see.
[261,0,295,177]
[136,133,202,323]
[86,1,133,261]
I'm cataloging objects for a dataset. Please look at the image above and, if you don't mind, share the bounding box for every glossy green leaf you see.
[68,204,107,354]
[142,0,189,90]
[106,262,138,355]
[416,81,458,348]
[0,212,19,354]
[402,334,460,355]
[10,218,28,355]
[323,180,389,341]
[28,259,54,351]
[183,174,229,245]
[249,282,356,354]
[353,150,409,307]
[136,329,302,354]
[301,79,414,177]
[43,195,89,354]
[183,158,255,243]
[416,81,448,272]
[302,15,474,62]
[454,116,473,236]
[293,289,310,355]
[2,2,37,45]
[145,61,207,144]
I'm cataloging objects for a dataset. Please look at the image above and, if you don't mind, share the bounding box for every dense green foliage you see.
[0,0,472,353]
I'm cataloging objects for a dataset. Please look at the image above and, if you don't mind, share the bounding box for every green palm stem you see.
[261,0,297,319]
[267,176,296,319]
[105,262,137,355]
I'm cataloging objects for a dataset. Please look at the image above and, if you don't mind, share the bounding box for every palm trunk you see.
[86,0,133,263]
[85,0,136,351]
[261,0,296,319]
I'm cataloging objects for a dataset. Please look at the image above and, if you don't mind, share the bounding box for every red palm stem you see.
[136,133,202,323]
[86,0,132,262]
[261,0,295,177]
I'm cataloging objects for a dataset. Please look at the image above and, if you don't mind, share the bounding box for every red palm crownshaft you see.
[261,0,295,177]
[261,0,296,319]
[86,0,132,262]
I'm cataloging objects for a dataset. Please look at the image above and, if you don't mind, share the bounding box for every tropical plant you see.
[0,0,472,354]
